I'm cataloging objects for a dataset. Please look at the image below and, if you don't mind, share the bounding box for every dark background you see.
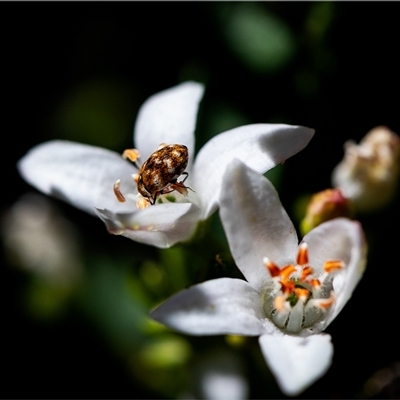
[3,2,400,398]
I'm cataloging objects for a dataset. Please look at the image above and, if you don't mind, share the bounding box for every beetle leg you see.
[150,191,160,205]
[180,172,189,183]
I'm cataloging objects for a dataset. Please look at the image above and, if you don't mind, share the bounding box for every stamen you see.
[297,242,309,265]
[113,179,126,202]
[286,291,307,333]
[313,292,335,309]
[309,278,321,289]
[272,295,290,328]
[324,260,344,273]
[263,257,280,277]
[122,148,141,163]
[273,295,288,312]
[262,245,343,334]
[301,266,313,280]
[280,280,295,295]
[279,265,296,283]
[294,287,310,300]
[136,196,150,209]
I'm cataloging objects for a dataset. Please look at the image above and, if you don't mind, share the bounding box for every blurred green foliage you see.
[221,3,295,74]
[50,77,137,150]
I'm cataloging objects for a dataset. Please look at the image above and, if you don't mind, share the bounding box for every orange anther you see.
[122,148,141,162]
[294,288,310,300]
[113,179,126,203]
[301,266,313,280]
[136,196,150,209]
[297,242,309,265]
[310,278,321,288]
[279,265,296,283]
[264,257,281,277]
[273,295,287,312]
[281,280,295,294]
[324,260,344,273]
[318,294,335,309]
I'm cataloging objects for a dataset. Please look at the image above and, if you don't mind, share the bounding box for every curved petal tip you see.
[259,333,333,396]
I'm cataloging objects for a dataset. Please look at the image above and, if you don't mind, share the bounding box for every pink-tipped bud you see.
[300,188,353,235]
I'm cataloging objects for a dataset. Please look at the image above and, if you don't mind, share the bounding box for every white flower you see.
[151,160,367,395]
[18,81,314,248]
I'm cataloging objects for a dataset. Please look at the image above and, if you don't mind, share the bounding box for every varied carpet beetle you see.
[137,144,190,205]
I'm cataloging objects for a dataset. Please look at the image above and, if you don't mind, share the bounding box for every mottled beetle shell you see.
[137,144,189,203]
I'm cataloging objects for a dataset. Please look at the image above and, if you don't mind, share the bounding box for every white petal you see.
[303,218,367,329]
[96,202,202,248]
[259,333,333,396]
[219,159,298,292]
[192,124,314,218]
[134,81,204,163]
[18,140,137,215]
[151,278,271,336]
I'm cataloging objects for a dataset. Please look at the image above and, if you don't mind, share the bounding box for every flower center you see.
[263,242,344,334]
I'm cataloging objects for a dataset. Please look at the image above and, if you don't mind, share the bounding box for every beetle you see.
[136,144,190,205]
